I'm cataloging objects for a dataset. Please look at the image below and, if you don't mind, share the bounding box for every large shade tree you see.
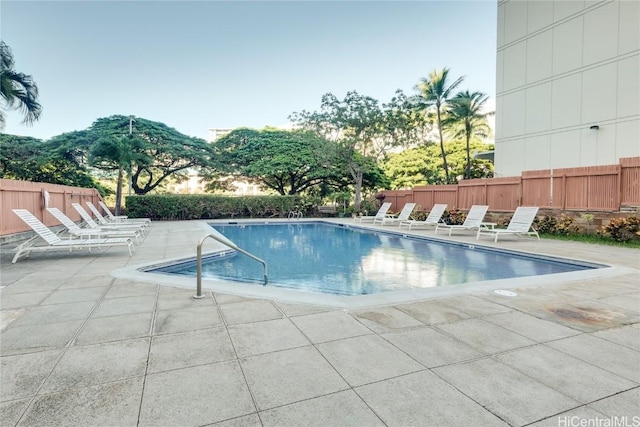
[414,68,464,184]
[89,133,150,214]
[381,90,434,150]
[0,41,41,130]
[0,134,106,192]
[210,127,348,195]
[382,139,494,189]
[52,115,215,197]
[443,90,493,180]
[290,91,400,211]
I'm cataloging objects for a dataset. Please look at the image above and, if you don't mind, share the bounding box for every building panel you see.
[495,0,640,176]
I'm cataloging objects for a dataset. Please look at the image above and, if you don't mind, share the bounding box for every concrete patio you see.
[1,219,638,426]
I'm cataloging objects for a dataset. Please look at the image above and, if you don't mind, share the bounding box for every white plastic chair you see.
[477,207,540,242]
[97,200,151,225]
[46,207,142,244]
[374,203,417,226]
[399,204,448,230]
[354,202,392,223]
[12,209,134,263]
[435,205,489,236]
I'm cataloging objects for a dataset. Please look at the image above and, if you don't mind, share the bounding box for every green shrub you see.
[601,217,640,242]
[535,215,557,234]
[556,214,580,235]
[443,209,466,225]
[410,210,428,221]
[125,194,305,220]
[360,199,378,216]
[534,214,579,235]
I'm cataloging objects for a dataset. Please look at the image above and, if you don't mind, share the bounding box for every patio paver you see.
[316,334,424,386]
[139,361,255,426]
[19,377,144,427]
[496,345,637,403]
[433,358,581,426]
[290,310,372,343]
[220,299,283,325]
[40,338,150,393]
[1,219,638,426]
[436,317,536,354]
[546,334,640,383]
[260,390,384,427]
[381,326,483,368]
[148,327,235,373]
[227,318,310,357]
[356,370,508,426]
[240,346,349,410]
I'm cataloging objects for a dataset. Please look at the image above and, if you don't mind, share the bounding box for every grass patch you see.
[541,233,640,249]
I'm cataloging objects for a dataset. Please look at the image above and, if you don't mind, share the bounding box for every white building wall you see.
[495,0,640,177]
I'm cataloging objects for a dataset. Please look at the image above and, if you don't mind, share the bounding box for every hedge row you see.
[125,194,310,220]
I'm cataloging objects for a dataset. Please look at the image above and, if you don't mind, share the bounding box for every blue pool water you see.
[151,222,597,296]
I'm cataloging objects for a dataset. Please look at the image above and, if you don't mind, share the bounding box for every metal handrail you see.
[194,233,268,299]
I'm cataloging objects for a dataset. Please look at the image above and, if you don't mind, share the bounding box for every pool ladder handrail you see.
[194,233,268,299]
[288,210,303,219]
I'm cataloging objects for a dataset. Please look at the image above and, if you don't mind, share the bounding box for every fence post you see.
[483,181,487,205]
[517,176,522,207]
[617,163,622,210]
[562,174,567,210]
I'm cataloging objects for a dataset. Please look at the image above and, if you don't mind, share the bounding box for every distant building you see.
[166,169,206,194]
[494,0,639,176]
[208,128,233,143]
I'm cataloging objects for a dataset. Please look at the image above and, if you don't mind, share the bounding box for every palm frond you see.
[0,41,42,127]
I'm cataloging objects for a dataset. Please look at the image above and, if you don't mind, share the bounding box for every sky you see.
[1,1,497,141]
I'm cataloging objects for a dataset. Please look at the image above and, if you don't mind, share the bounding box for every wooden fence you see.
[0,179,102,236]
[382,157,640,213]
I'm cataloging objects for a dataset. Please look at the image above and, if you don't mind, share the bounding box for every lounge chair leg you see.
[11,238,35,264]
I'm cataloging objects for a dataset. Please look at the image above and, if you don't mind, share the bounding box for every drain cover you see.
[494,290,518,297]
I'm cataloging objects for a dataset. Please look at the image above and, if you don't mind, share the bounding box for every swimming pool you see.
[150,222,599,296]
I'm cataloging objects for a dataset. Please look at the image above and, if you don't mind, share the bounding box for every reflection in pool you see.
[150,222,597,296]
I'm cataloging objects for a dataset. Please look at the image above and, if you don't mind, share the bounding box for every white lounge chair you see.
[46,207,142,244]
[86,202,150,229]
[97,200,151,225]
[477,206,540,242]
[374,203,416,226]
[354,202,392,223]
[72,203,147,236]
[435,205,489,236]
[399,204,448,230]
[12,209,134,263]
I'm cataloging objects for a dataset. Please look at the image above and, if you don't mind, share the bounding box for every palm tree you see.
[415,68,464,184]
[89,134,149,215]
[443,90,492,180]
[0,41,42,130]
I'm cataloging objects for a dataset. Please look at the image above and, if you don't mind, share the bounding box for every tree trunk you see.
[354,172,364,213]
[115,166,124,216]
[466,133,471,180]
[436,107,450,184]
